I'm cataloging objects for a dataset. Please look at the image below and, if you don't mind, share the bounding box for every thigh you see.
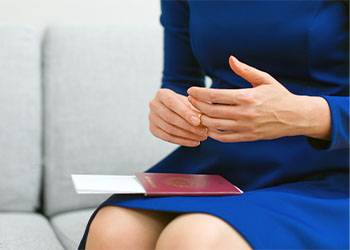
[156,213,253,250]
[86,206,178,250]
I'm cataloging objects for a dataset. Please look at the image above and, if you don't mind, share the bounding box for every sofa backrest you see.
[0,24,41,212]
[43,24,177,216]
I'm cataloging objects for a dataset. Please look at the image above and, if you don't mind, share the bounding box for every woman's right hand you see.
[148,88,208,147]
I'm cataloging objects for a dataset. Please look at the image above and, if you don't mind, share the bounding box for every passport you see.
[72,173,243,196]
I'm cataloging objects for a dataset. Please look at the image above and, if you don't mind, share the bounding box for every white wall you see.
[0,0,161,36]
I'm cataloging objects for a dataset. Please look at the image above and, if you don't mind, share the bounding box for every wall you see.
[0,0,161,36]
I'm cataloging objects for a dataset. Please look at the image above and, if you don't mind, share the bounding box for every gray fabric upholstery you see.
[43,24,177,216]
[0,24,41,212]
[50,208,95,250]
[0,212,64,250]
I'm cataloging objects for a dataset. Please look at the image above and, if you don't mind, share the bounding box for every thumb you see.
[229,56,277,87]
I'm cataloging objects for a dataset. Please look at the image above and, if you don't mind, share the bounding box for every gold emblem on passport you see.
[144,176,157,188]
[164,177,207,188]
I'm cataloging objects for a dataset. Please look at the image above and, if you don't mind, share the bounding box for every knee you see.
[86,206,136,249]
[86,206,174,250]
[155,213,219,249]
[86,206,154,249]
[155,213,252,250]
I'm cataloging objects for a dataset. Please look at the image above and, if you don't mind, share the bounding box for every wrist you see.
[295,95,331,140]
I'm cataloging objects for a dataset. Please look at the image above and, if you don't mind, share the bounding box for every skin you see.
[86,56,331,249]
[149,55,331,145]
[148,87,208,147]
[86,206,178,249]
[87,207,252,250]
[187,56,331,143]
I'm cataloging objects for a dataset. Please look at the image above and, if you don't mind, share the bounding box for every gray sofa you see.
[0,23,177,250]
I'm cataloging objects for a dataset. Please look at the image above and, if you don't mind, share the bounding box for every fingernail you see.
[190,116,200,125]
[192,141,200,146]
[200,135,207,140]
[230,55,239,64]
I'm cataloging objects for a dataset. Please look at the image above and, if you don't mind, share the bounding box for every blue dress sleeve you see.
[307,96,349,151]
[160,0,205,96]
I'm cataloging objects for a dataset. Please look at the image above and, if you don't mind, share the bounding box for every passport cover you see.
[134,173,243,196]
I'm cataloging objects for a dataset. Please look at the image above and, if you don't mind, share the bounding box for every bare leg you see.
[86,206,178,250]
[155,213,253,250]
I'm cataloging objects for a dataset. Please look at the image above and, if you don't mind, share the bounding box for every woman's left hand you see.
[187,56,331,143]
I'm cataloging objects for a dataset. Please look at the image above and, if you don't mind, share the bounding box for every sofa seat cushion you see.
[0,212,64,250]
[50,208,95,250]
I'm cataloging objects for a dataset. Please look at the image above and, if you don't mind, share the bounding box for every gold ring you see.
[198,113,202,125]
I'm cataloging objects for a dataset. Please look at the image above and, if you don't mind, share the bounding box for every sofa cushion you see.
[0,212,64,250]
[50,208,95,250]
[0,24,41,212]
[43,24,176,216]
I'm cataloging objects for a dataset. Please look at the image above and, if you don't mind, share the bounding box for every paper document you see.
[71,174,146,194]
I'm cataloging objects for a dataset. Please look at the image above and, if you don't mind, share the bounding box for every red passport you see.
[134,173,243,196]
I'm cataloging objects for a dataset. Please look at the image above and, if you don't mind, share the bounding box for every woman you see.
[79,1,349,249]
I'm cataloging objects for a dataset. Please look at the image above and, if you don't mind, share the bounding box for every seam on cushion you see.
[51,221,77,250]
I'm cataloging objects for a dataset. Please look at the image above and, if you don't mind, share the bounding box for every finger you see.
[200,115,237,131]
[149,112,207,141]
[158,89,201,126]
[149,124,201,147]
[188,95,240,119]
[187,87,245,104]
[207,129,256,143]
[151,103,207,137]
[229,56,277,87]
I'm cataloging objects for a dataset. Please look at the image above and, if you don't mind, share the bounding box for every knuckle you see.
[183,109,193,120]
[166,96,176,109]
[243,111,258,120]
[206,106,216,116]
[165,125,175,135]
[208,92,217,101]
[157,89,164,97]
[162,133,172,142]
[219,136,230,143]
[212,120,221,128]
[149,100,156,109]
[237,121,253,132]
[242,93,255,104]
[242,66,251,74]
[214,133,228,142]
[221,108,232,118]
[261,71,271,80]
[164,113,174,124]
[158,88,169,96]
[236,92,249,103]
[149,124,156,134]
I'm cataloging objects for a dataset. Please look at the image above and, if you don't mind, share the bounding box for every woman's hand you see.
[187,56,331,143]
[149,88,208,147]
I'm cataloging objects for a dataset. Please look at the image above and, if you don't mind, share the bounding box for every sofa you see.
[0,23,178,250]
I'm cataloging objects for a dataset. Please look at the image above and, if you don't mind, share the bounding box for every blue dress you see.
[79,1,349,249]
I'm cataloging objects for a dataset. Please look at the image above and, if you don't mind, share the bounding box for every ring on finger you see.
[198,113,203,123]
